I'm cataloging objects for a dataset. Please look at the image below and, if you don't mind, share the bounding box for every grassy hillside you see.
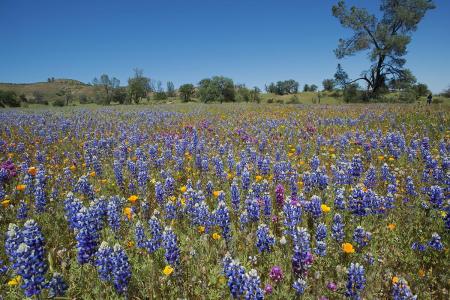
[0,79,96,103]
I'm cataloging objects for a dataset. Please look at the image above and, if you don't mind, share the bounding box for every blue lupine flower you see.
[292,278,307,295]
[0,259,8,275]
[164,175,175,196]
[428,233,443,251]
[346,262,365,300]
[155,181,164,205]
[240,211,250,229]
[348,187,368,216]
[111,244,131,295]
[364,166,377,189]
[113,160,124,187]
[5,223,23,263]
[334,188,346,210]
[162,227,180,266]
[231,180,241,211]
[34,185,46,213]
[428,186,444,208]
[353,226,371,250]
[47,272,68,298]
[316,223,327,241]
[405,176,417,197]
[242,168,251,190]
[63,192,83,230]
[74,175,95,200]
[283,199,302,237]
[223,254,246,298]
[243,269,264,300]
[107,196,123,233]
[95,241,113,282]
[411,242,427,252]
[314,241,327,256]
[308,195,322,218]
[331,213,345,243]
[392,278,417,300]
[215,199,232,242]
[262,192,272,218]
[75,207,100,264]
[15,219,48,297]
[17,200,28,219]
[255,224,275,253]
[292,227,313,278]
[246,195,260,222]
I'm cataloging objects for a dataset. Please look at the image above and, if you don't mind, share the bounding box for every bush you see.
[52,98,66,107]
[0,90,20,107]
[287,95,300,104]
[441,86,450,98]
[153,91,168,101]
[32,91,44,103]
[276,99,284,104]
[343,83,360,103]
[267,98,274,103]
[79,94,91,104]
[398,90,417,103]
[432,97,443,104]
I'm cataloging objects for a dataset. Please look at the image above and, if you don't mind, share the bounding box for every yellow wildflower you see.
[7,275,21,286]
[387,223,396,230]
[342,243,355,254]
[128,195,138,203]
[212,232,221,240]
[27,167,37,176]
[16,184,26,191]
[321,204,331,213]
[163,265,174,276]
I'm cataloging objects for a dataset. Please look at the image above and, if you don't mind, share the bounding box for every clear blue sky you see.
[1,0,449,92]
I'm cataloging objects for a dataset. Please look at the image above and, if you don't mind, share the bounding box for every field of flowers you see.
[0,103,448,299]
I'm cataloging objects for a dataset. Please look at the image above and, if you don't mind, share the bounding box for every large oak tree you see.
[332,0,435,96]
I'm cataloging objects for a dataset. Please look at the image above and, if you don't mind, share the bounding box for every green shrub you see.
[0,90,20,107]
[432,97,443,104]
[52,98,66,107]
[276,99,284,104]
[153,91,168,101]
[398,90,416,103]
[287,95,299,104]
[267,98,274,104]
[79,94,91,104]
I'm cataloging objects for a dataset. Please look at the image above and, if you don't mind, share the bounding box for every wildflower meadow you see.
[0,103,448,299]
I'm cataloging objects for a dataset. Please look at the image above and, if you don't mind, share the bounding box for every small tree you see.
[303,84,310,92]
[112,87,128,104]
[322,79,335,91]
[167,81,176,97]
[128,69,150,104]
[236,84,251,102]
[92,74,120,105]
[153,81,168,100]
[334,64,349,89]
[310,84,318,92]
[413,83,429,98]
[250,87,261,103]
[198,76,235,103]
[179,84,195,102]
